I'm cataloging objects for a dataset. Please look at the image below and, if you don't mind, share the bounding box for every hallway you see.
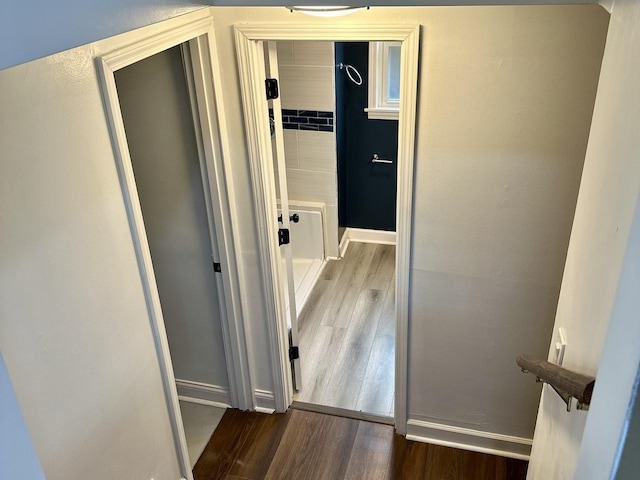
[294,242,395,417]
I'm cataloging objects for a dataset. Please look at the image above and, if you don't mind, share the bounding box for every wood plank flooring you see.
[295,242,395,416]
[193,409,529,480]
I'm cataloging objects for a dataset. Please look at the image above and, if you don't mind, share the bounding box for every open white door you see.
[266,41,303,391]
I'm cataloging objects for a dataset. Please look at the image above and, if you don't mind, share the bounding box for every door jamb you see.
[97,13,253,479]
[234,24,420,435]
[179,35,255,412]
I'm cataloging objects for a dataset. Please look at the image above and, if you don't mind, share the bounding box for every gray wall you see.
[0,0,206,70]
[211,5,608,438]
[115,46,229,389]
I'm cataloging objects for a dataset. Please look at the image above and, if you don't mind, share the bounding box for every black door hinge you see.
[289,346,299,361]
[265,78,279,100]
[213,262,221,273]
[278,228,290,246]
[278,213,299,224]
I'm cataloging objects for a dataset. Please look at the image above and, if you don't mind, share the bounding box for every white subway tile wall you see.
[276,41,295,66]
[286,169,336,206]
[297,130,336,173]
[292,41,334,67]
[279,66,334,112]
[275,40,339,258]
[283,129,299,169]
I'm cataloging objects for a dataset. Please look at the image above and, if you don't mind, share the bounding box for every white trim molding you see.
[339,227,396,257]
[406,419,532,460]
[234,25,293,413]
[96,11,253,480]
[184,30,256,413]
[234,23,420,436]
[176,380,231,408]
[255,389,276,414]
[364,107,400,121]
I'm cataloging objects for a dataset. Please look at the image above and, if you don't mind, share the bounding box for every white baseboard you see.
[406,419,532,460]
[339,228,396,257]
[255,389,276,414]
[175,379,231,408]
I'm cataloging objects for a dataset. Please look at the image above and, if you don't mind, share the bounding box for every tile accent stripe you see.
[270,109,334,132]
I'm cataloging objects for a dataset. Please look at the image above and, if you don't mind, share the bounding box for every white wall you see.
[614,358,640,479]
[115,46,230,390]
[0,0,205,70]
[211,5,608,443]
[0,10,218,480]
[527,0,640,476]
[575,192,640,479]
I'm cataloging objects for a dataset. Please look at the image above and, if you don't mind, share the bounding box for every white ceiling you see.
[211,0,603,7]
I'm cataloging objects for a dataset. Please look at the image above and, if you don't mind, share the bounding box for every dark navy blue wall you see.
[335,42,398,232]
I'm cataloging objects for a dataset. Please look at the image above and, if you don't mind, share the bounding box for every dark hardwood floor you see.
[193,409,528,480]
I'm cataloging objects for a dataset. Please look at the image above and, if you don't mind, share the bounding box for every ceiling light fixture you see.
[286,6,368,17]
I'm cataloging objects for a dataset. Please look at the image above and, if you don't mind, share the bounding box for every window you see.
[365,41,401,120]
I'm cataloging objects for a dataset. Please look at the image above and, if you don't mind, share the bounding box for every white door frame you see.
[234,24,420,435]
[97,13,253,479]
[265,41,304,390]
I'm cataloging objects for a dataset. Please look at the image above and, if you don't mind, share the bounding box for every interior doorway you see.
[234,24,419,435]
[264,40,399,420]
[98,16,250,479]
[114,44,228,468]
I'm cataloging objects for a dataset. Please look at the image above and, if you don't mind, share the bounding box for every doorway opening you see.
[114,44,227,469]
[235,23,419,434]
[265,40,398,420]
[98,16,250,480]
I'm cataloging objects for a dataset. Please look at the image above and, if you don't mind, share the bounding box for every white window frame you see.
[365,41,401,120]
